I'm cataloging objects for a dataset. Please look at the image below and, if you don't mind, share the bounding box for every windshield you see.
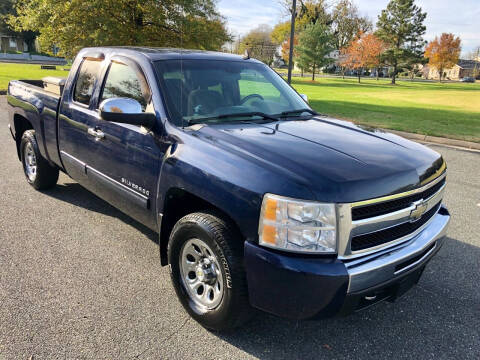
[154,59,309,125]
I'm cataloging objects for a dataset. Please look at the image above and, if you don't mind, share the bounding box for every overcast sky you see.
[217,0,480,55]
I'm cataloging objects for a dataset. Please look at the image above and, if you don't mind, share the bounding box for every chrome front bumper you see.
[345,205,450,293]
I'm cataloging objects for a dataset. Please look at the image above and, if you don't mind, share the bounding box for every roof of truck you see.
[84,46,257,62]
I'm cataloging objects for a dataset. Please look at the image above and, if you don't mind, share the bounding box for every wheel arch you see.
[13,114,34,161]
[158,187,245,266]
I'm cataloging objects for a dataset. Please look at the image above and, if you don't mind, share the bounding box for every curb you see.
[388,129,480,151]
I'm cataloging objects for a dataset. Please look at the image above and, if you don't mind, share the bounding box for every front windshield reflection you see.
[154,60,310,125]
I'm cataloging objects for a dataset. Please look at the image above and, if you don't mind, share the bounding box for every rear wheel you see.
[20,130,59,190]
[168,212,252,331]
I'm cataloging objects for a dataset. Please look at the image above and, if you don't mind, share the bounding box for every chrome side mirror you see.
[99,98,156,128]
[300,94,308,103]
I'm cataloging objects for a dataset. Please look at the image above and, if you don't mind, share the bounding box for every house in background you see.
[425,59,480,80]
[0,33,32,53]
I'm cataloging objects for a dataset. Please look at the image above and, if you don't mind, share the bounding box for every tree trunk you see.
[439,69,443,83]
[376,67,379,81]
[312,63,316,81]
[342,67,345,79]
[392,64,397,85]
[358,69,361,83]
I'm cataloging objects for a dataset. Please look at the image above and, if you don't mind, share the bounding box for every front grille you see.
[351,201,441,251]
[352,177,445,221]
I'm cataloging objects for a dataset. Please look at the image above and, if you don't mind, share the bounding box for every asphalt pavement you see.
[0,96,479,359]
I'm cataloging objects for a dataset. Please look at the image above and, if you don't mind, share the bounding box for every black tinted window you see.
[100,62,148,110]
[73,59,102,105]
[154,60,307,126]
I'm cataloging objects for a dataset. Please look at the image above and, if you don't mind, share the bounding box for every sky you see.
[217,0,480,55]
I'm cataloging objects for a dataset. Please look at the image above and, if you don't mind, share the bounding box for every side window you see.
[73,59,102,105]
[100,61,149,111]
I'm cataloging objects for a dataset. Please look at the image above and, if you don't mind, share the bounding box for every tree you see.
[331,0,372,51]
[0,0,37,52]
[271,21,293,45]
[424,33,461,82]
[238,25,277,65]
[273,1,330,45]
[280,35,298,64]
[376,0,427,84]
[340,32,385,83]
[465,46,480,79]
[296,21,334,80]
[0,0,15,35]
[8,0,230,58]
[279,0,330,27]
[466,46,480,61]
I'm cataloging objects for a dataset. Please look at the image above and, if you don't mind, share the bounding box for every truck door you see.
[58,55,104,184]
[81,56,163,230]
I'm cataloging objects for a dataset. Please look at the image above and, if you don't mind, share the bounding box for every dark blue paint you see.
[7,47,446,319]
[244,241,349,319]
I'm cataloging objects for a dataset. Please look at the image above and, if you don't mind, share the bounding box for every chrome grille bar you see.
[337,171,446,259]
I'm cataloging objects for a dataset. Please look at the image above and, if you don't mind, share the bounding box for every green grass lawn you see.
[0,62,68,92]
[1,62,478,142]
[291,77,480,142]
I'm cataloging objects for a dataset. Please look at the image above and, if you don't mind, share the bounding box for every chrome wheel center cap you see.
[196,258,217,284]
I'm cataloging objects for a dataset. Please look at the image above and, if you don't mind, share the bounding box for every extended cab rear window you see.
[73,58,102,105]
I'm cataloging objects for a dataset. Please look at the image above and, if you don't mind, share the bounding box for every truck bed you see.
[7,78,66,168]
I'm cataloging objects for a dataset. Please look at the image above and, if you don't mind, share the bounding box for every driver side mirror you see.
[99,98,156,129]
[300,94,308,103]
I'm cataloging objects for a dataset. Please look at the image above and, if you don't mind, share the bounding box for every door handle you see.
[87,127,105,140]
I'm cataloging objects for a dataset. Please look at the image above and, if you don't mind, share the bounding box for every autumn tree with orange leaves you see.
[340,32,385,83]
[425,33,461,82]
[281,35,298,64]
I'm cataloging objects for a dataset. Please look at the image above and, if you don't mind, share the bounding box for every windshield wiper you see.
[187,112,279,125]
[278,108,318,118]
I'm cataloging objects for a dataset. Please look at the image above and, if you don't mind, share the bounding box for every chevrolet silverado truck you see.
[7,47,450,331]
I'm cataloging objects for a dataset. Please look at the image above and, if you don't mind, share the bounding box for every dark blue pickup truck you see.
[7,47,450,331]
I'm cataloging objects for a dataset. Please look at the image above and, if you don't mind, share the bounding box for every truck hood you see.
[194,116,444,202]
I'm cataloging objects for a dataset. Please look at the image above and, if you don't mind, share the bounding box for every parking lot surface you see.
[0,96,479,359]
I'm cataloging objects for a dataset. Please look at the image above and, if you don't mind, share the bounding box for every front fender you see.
[155,128,315,242]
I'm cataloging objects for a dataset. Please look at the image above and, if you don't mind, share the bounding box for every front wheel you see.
[168,212,252,331]
[20,130,59,190]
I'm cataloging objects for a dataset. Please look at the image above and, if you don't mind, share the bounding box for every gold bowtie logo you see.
[410,200,429,222]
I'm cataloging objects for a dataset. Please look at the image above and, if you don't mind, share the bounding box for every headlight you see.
[258,194,337,253]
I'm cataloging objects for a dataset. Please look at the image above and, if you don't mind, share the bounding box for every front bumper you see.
[244,205,450,319]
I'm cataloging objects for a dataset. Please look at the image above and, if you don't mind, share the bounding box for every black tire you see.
[168,212,252,331]
[20,130,59,190]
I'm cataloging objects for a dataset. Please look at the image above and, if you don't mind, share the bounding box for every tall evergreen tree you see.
[376,0,427,84]
[296,22,334,80]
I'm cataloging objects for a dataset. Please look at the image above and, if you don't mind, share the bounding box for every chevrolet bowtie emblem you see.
[410,200,428,222]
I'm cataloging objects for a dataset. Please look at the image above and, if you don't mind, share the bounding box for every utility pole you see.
[287,0,296,84]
